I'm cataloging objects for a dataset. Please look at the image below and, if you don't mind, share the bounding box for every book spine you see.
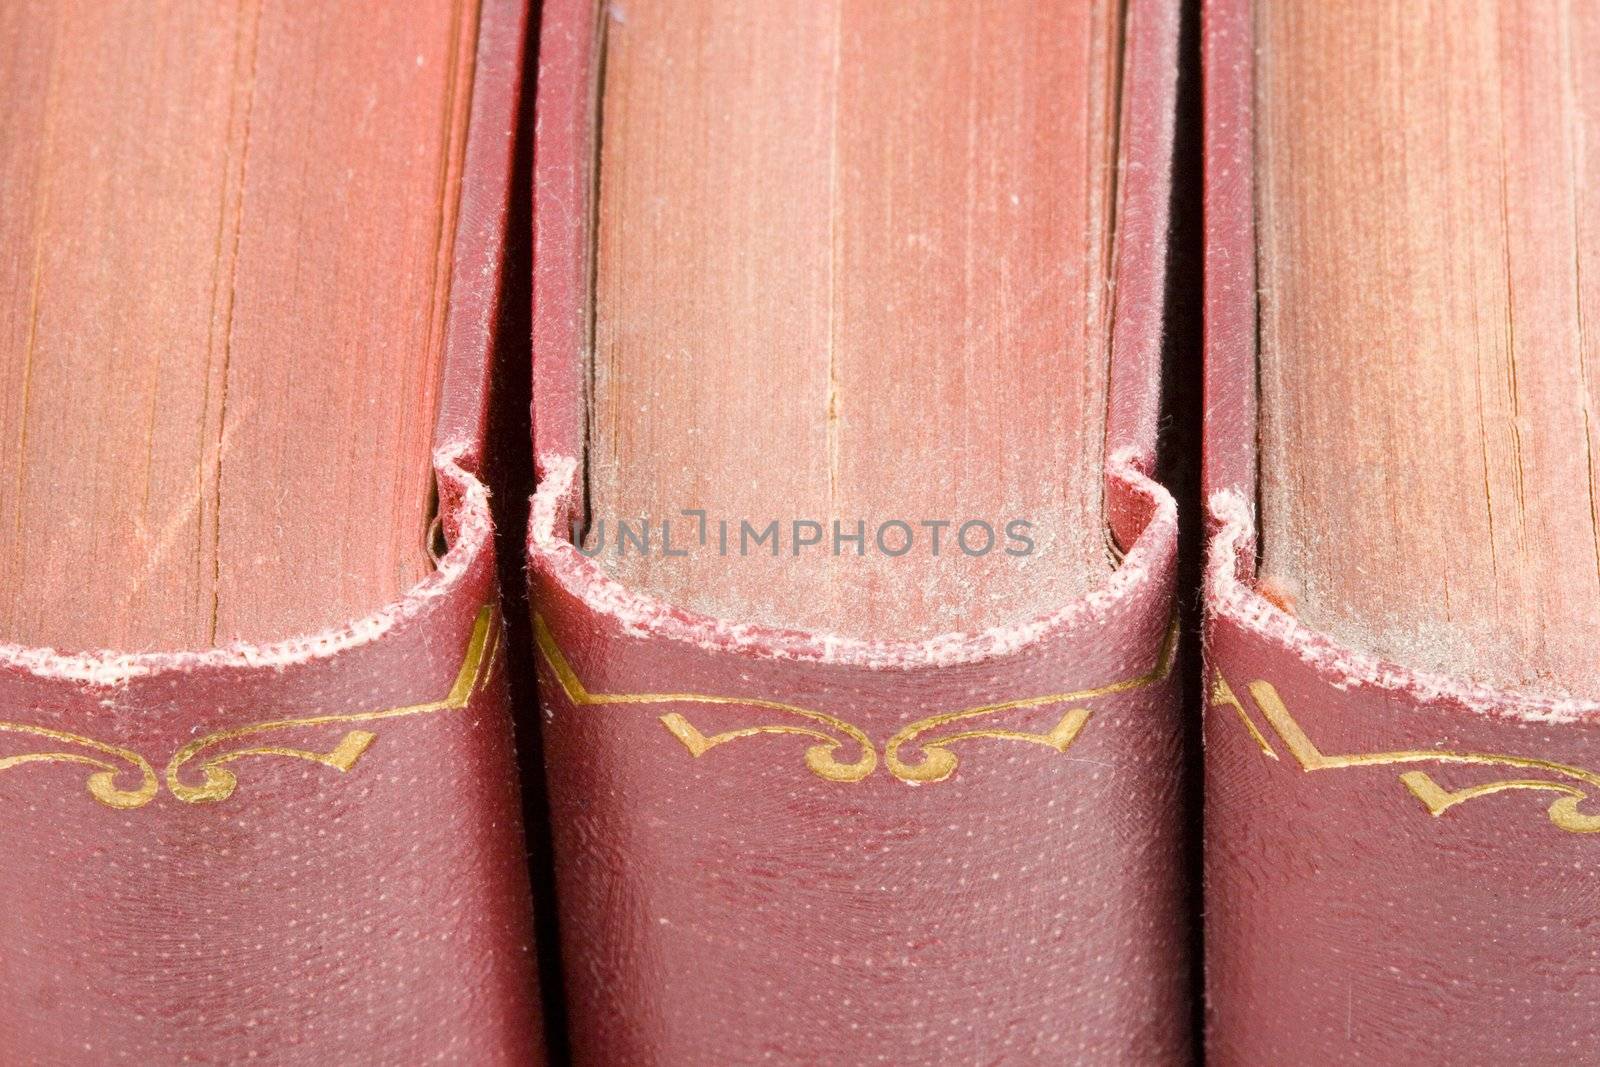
[1202,0,1600,1059]
[0,1,545,1060]
[529,460,1187,1064]
[0,469,543,1064]
[529,0,1188,1061]
[1205,501,1600,1062]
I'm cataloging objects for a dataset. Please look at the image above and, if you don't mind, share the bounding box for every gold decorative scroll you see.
[0,605,501,810]
[165,607,500,803]
[0,722,158,810]
[533,613,1177,784]
[1213,672,1600,833]
[533,615,876,782]
[885,618,1179,783]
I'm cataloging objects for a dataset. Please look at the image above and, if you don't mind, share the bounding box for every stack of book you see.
[2,1,1595,1063]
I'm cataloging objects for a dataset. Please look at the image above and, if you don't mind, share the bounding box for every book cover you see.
[0,1,545,1060]
[1203,0,1600,1060]
[528,0,1189,1061]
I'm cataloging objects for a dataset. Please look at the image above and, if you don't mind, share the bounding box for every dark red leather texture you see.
[528,1,1189,1062]
[1203,1,1600,1061]
[0,1,545,1062]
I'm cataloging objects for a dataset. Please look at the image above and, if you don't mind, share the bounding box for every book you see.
[1204,0,1600,1060]
[0,0,544,1060]
[529,0,1188,1061]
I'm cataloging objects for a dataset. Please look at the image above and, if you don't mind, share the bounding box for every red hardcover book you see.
[529,0,1188,1061]
[0,1,543,1061]
[1205,0,1600,1060]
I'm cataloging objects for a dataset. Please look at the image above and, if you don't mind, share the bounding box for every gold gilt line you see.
[1215,672,1600,833]
[533,612,1178,784]
[532,614,876,782]
[165,606,501,803]
[1209,673,1278,759]
[884,615,1179,783]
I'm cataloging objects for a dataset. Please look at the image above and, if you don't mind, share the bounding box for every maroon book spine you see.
[1204,0,1600,1060]
[528,1,1190,1062]
[0,2,545,1061]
